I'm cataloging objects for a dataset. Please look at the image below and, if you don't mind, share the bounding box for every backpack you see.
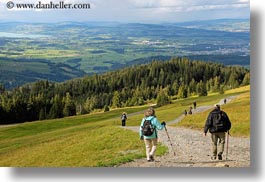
[141,119,155,136]
[212,111,231,132]
[121,114,126,120]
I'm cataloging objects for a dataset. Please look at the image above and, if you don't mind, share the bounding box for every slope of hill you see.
[0,85,250,167]
[0,57,250,125]
[0,57,86,88]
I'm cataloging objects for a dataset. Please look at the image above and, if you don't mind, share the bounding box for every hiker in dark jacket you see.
[204,104,231,160]
[121,112,127,126]
[188,106,192,115]
[184,109,187,116]
[193,101,197,109]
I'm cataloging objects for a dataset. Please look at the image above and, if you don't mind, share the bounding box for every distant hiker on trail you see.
[184,109,187,116]
[204,104,231,160]
[193,101,197,109]
[139,107,166,162]
[188,106,192,115]
[121,112,127,126]
[224,98,227,104]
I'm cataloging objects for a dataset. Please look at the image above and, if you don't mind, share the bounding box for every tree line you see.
[0,57,250,124]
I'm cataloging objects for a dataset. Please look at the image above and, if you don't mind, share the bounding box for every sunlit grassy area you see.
[1,125,144,167]
[0,105,167,167]
[173,85,250,137]
[127,85,250,129]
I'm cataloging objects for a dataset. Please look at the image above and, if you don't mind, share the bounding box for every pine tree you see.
[112,91,121,108]
[197,81,208,96]
[177,85,188,98]
[219,85,225,94]
[63,92,76,117]
[242,72,250,86]
[39,108,45,120]
[157,88,170,107]
[104,105,110,112]
[48,95,63,119]
[213,76,221,92]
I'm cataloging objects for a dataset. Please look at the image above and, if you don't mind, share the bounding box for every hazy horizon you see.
[0,18,250,25]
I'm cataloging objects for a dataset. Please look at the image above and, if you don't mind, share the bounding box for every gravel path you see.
[118,96,250,167]
[167,95,237,125]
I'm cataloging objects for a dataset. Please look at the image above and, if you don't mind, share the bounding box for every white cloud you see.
[185,4,248,12]
[128,0,182,8]
[128,0,249,10]
[0,0,250,23]
[237,0,249,3]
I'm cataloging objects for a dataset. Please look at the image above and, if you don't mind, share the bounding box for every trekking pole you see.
[226,131,230,160]
[164,124,176,156]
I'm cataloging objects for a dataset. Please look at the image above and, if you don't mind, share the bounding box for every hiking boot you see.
[218,154,222,160]
[150,155,154,161]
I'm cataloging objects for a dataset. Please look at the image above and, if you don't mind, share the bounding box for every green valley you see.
[0,19,249,89]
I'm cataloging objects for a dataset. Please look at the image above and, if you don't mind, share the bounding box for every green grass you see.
[0,125,144,167]
[126,86,250,127]
[0,105,150,141]
[0,124,167,167]
[0,104,167,167]
[173,85,250,137]
[0,85,250,166]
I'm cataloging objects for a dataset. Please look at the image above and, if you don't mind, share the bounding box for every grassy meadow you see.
[173,85,250,137]
[0,105,167,167]
[0,85,250,167]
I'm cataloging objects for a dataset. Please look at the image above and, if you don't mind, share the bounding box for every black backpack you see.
[121,114,126,120]
[212,111,231,132]
[142,119,155,136]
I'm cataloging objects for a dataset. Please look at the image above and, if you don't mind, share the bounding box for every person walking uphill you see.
[121,112,127,126]
[193,101,197,109]
[139,107,166,162]
[204,104,231,160]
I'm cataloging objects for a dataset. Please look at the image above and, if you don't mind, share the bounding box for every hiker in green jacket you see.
[139,107,166,162]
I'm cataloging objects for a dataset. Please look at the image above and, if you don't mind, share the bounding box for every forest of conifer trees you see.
[0,57,250,124]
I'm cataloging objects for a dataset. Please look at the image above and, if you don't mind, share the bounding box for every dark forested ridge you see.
[0,57,250,124]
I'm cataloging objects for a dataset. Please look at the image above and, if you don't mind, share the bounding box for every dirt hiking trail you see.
[118,96,250,167]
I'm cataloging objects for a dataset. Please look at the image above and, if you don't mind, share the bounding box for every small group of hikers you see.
[139,104,231,162]
[184,101,197,116]
[184,106,193,115]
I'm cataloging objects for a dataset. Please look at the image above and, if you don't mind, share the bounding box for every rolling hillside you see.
[0,85,250,167]
[0,58,250,125]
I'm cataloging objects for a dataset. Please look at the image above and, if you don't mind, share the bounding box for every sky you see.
[0,0,250,23]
